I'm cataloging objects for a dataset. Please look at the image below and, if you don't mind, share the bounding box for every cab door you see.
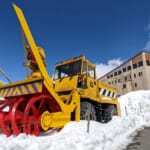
[86,65,97,98]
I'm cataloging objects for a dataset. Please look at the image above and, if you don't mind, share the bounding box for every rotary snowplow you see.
[0,4,121,136]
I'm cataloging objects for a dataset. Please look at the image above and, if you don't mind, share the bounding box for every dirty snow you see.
[0,90,150,150]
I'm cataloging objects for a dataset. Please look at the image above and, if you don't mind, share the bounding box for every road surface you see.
[125,127,150,150]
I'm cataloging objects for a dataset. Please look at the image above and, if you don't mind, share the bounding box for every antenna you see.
[0,68,12,83]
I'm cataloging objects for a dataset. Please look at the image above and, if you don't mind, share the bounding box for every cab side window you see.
[88,66,95,78]
[82,62,87,75]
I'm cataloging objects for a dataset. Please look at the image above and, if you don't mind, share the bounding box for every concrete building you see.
[99,51,150,97]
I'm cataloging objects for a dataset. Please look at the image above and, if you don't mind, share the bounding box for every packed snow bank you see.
[0,90,150,150]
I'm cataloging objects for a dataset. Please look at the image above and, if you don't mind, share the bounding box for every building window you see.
[107,75,109,79]
[125,76,127,81]
[111,74,113,77]
[118,79,120,83]
[138,61,143,67]
[118,70,121,75]
[134,73,136,78]
[138,72,143,77]
[114,72,117,76]
[127,66,131,71]
[123,67,126,72]
[123,84,126,89]
[133,63,137,69]
[135,83,137,88]
[146,61,150,66]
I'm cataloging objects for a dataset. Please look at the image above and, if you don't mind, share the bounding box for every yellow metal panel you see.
[8,87,14,96]
[98,80,116,93]
[34,82,41,91]
[0,80,43,97]
[2,88,7,97]
[14,87,21,96]
[0,77,42,89]
[55,76,78,92]
[20,85,28,95]
[27,84,34,93]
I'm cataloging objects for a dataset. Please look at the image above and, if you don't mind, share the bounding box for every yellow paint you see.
[41,111,70,131]
[0,78,43,97]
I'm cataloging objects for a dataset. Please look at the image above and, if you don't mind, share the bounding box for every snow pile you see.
[0,90,150,150]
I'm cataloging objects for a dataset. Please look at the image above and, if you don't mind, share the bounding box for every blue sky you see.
[0,0,150,82]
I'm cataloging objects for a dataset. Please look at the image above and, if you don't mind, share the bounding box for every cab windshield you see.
[54,60,82,79]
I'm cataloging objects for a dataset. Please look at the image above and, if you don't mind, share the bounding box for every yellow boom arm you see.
[13,4,80,128]
[13,4,53,89]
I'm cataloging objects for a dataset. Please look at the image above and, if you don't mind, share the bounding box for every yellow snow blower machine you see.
[0,4,121,136]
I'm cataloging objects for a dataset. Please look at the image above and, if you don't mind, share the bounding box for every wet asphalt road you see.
[125,127,150,150]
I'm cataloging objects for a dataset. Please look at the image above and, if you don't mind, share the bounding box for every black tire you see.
[80,101,96,121]
[103,105,116,123]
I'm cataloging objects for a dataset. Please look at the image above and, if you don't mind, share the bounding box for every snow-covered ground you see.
[0,90,150,150]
